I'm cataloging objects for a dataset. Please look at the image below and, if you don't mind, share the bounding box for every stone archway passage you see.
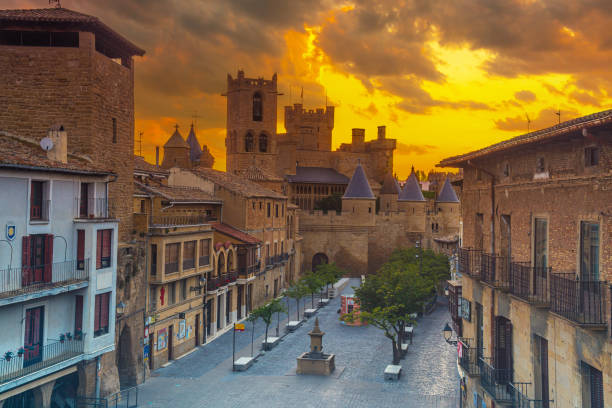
[118,324,138,387]
[312,253,329,271]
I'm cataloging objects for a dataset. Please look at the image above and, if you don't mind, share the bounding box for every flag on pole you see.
[234,323,245,332]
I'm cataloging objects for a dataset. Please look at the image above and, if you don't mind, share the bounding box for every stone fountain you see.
[296,317,335,375]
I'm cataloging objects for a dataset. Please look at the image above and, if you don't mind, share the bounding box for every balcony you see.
[508,382,553,408]
[228,270,238,284]
[75,197,110,219]
[207,275,220,292]
[458,247,482,278]
[0,260,89,304]
[550,273,607,327]
[479,357,513,403]
[0,339,84,386]
[481,253,511,290]
[458,338,480,377]
[30,199,51,222]
[198,255,210,268]
[183,258,195,271]
[149,214,215,227]
[510,262,550,306]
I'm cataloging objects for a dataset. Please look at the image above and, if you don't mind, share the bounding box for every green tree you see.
[314,193,342,212]
[285,281,307,321]
[315,262,344,297]
[301,272,324,309]
[249,298,286,350]
[352,263,433,364]
[387,247,450,293]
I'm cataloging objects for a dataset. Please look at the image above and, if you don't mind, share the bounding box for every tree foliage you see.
[248,298,286,349]
[285,280,308,320]
[314,262,345,296]
[301,271,325,308]
[314,193,342,212]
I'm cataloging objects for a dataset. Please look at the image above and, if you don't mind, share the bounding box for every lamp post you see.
[442,322,458,346]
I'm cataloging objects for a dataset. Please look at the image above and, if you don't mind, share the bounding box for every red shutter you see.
[103,230,111,259]
[21,236,31,286]
[96,230,102,269]
[43,234,53,283]
[77,230,85,267]
[101,292,110,332]
[74,295,83,334]
[94,294,101,332]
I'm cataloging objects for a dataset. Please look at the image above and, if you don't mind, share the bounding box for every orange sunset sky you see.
[8,0,612,179]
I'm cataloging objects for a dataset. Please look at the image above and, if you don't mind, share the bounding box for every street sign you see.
[234,323,245,332]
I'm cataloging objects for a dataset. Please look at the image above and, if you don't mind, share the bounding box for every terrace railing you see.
[75,197,110,219]
[207,275,220,292]
[0,260,89,299]
[149,215,215,227]
[510,262,550,305]
[481,253,511,290]
[458,338,480,377]
[550,273,607,326]
[458,248,483,278]
[508,382,552,408]
[478,357,513,403]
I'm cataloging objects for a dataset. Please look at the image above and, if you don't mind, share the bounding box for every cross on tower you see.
[174,124,179,131]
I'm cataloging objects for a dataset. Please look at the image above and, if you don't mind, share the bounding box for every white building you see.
[0,128,118,407]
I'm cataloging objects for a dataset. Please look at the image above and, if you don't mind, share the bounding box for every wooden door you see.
[237,286,243,320]
[79,183,89,218]
[148,333,154,369]
[539,336,549,408]
[494,317,513,383]
[74,295,83,337]
[24,306,44,366]
[168,325,173,361]
[195,314,200,346]
[206,300,212,339]
[30,235,46,283]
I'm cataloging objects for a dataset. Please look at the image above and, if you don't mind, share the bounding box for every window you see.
[140,200,145,213]
[150,244,157,276]
[0,30,79,47]
[165,243,179,274]
[275,204,279,217]
[77,230,85,270]
[503,162,510,177]
[183,241,196,270]
[253,92,262,121]
[267,203,271,217]
[585,147,599,167]
[580,222,599,280]
[581,362,604,408]
[259,133,267,152]
[112,118,117,143]
[96,229,112,269]
[282,204,284,217]
[149,287,157,311]
[259,202,262,210]
[536,157,545,173]
[181,279,187,301]
[199,239,211,266]
[265,284,269,298]
[169,282,176,305]
[94,292,110,337]
[534,218,548,269]
[252,201,255,209]
[245,133,254,152]
[30,180,45,220]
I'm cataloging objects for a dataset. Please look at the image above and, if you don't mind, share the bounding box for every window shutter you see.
[101,292,110,331]
[43,234,53,282]
[94,294,101,332]
[591,366,604,408]
[96,230,102,269]
[74,295,83,334]
[77,230,85,269]
[22,236,32,286]
[102,230,111,259]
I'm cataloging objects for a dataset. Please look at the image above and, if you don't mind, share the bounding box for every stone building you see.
[439,109,612,408]
[160,125,214,170]
[0,5,145,398]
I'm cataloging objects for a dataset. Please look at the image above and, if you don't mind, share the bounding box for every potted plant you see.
[59,333,66,343]
[4,351,13,361]
[17,347,24,357]
[75,329,83,340]
[66,332,72,341]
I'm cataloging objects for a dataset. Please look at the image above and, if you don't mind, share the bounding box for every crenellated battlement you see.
[227,70,277,91]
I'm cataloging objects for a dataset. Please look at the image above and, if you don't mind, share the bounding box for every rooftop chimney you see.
[377,125,386,140]
[155,146,160,167]
[46,125,67,164]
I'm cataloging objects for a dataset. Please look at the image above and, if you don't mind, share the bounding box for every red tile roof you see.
[0,132,112,176]
[134,181,221,203]
[0,7,145,56]
[191,168,286,199]
[134,156,168,176]
[211,222,261,245]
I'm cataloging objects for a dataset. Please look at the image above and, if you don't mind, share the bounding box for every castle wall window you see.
[259,133,268,153]
[585,147,599,167]
[245,133,254,152]
[253,92,263,121]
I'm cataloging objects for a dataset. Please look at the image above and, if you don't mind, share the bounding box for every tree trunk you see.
[264,324,269,350]
[391,338,399,365]
[311,293,314,308]
[296,299,300,320]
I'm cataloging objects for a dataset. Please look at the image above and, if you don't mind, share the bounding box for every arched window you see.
[259,133,268,153]
[245,133,254,152]
[312,253,328,272]
[217,252,225,276]
[253,92,262,121]
[227,250,234,272]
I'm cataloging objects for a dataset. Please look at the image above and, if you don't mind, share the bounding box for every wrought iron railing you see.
[458,247,482,278]
[75,385,138,408]
[510,262,550,305]
[550,273,607,326]
[482,253,511,290]
[0,259,89,299]
[228,270,238,283]
[75,197,110,219]
[478,357,513,402]
[149,215,215,227]
[0,338,84,385]
[207,275,220,291]
[508,382,552,408]
[458,338,480,376]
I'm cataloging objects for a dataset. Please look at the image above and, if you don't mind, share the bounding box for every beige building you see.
[440,109,612,408]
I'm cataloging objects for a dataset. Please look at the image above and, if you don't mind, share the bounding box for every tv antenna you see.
[554,108,561,124]
[137,131,143,156]
[192,111,201,132]
[525,113,531,133]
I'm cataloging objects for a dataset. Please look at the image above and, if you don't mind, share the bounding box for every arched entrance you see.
[312,253,328,271]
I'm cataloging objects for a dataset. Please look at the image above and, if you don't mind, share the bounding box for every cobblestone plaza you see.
[139,279,459,407]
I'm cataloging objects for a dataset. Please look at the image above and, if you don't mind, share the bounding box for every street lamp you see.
[444,286,449,297]
[442,322,457,345]
[116,301,126,317]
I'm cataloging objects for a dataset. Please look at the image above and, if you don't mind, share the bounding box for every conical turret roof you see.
[380,172,400,195]
[164,126,189,149]
[436,177,459,203]
[186,124,202,162]
[398,171,425,201]
[343,163,375,199]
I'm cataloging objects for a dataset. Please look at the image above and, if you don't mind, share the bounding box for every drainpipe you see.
[143,236,149,385]
[95,355,101,399]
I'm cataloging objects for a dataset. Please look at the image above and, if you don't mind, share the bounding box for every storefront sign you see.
[157,328,167,351]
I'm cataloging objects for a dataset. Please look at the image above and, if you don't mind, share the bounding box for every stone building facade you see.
[440,109,612,408]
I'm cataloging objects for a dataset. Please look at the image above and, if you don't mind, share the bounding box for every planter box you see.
[304,308,317,318]
[318,298,330,307]
[262,336,280,350]
[286,320,303,332]
[233,356,254,371]
[384,364,402,380]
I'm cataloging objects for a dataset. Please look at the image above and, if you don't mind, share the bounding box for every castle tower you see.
[367,126,396,182]
[284,104,334,151]
[342,162,376,225]
[226,70,278,175]
[398,170,426,231]
[435,177,460,234]
[380,172,400,212]
[161,125,191,169]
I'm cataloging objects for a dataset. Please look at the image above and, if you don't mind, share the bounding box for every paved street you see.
[139,279,460,407]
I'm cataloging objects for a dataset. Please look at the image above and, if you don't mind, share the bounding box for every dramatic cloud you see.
[515,90,536,103]
[494,108,581,133]
[397,143,437,156]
